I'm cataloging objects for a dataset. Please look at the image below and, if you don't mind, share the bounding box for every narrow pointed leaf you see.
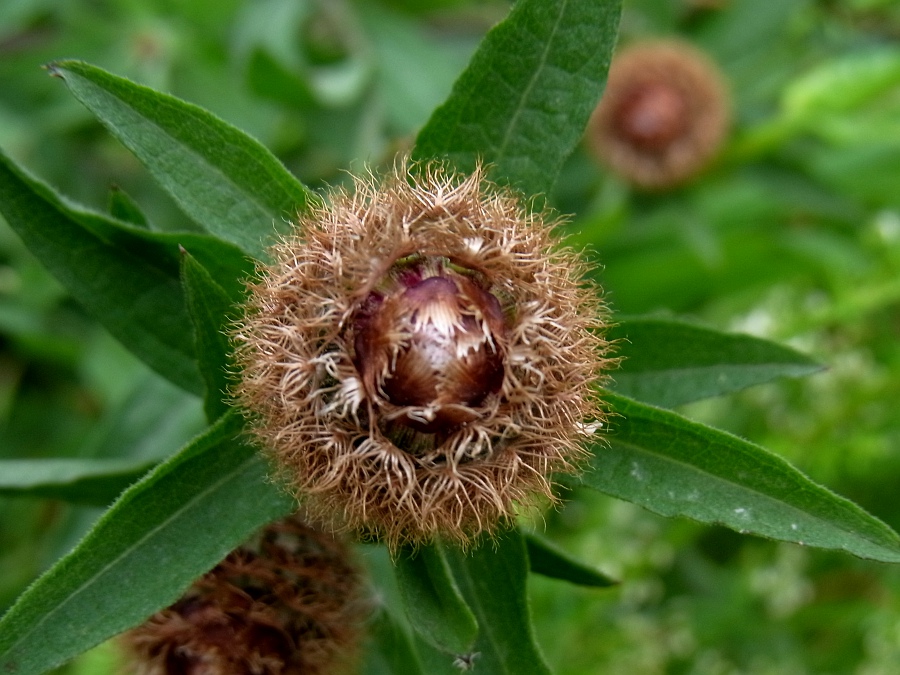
[414,0,621,195]
[0,413,295,675]
[47,60,316,259]
[0,148,202,394]
[0,458,156,506]
[609,316,824,408]
[583,393,900,563]
[444,529,552,675]
[181,251,238,421]
[107,185,149,228]
[394,544,478,654]
[524,533,617,588]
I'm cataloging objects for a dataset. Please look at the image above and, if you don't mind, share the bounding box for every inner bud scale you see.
[351,255,507,441]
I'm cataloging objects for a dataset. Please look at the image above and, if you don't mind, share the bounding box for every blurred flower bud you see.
[587,40,730,189]
[122,517,364,675]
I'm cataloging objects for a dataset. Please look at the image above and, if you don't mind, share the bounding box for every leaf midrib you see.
[608,435,900,559]
[494,0,568,163]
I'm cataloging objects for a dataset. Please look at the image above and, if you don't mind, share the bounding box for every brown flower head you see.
[587,40,730,189]
[122,517,364,675]
[233,161,613,549]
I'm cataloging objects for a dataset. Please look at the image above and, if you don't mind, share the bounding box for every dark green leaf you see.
[107,185,149,228]
[524,533,617,588]
[0,147,202,394]
[609,316,824,407]
[364,607,426,675]
[583,393,900,563]
[394,544,478,654]
[444,529,552,675]
[0,413,295,675]
[47,60,316,259]
[0,458,155,506]
[181,251,237,421]
[414,0,621,195]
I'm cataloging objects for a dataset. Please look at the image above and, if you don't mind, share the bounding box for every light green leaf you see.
[394,544,478,654]
[0,413,295,675]
[47,60,316,260]
[414,0,621,195]
[609,316,823,408]
[783,48,900,119]
[524,533,617,588]
[583,393,900,563]
[0,458,155,506]
[181,251,238,421]
[444,530,553,675]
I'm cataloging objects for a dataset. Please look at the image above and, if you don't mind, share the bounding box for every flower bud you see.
[234,161,614,549]
[587,40,730,189]
[122,517,364,675]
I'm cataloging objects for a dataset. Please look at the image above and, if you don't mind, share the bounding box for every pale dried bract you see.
[234,161,613,549]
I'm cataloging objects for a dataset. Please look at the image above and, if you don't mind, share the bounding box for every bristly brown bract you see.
[122,517,365,675]
[587,40,731,190]
[233,160,615,551]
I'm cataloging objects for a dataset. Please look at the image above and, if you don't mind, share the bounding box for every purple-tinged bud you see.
[234,161,615,549]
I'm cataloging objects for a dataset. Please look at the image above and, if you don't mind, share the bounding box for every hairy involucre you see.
[234,161,613,549]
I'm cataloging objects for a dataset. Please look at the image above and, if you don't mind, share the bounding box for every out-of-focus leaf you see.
[394,544,478,654]
[524,533,617,588]
[47,60,316,260]
[609,316,823,408]
[180,251,237,421]
[414,0,621,195]
[364,607,426,675]
[444,529,552,675]
[0,148,202,394]
[357,3,473,134]
[583,393,900,563]
[783,48,900,118]
[0,458,155,506]
[0,412,295,675]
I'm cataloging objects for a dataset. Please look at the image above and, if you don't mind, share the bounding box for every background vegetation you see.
[1,0,900,672]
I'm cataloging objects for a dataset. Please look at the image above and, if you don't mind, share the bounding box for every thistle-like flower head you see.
[234,161,613,549]
[123,517,364,675]
[587,40,730,189]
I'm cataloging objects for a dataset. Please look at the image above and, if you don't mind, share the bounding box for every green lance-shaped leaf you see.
[414,0,622,196]
[524,533,617,588]
[0,148,201,394]
[609,316,824,408]
[394,544,478,654]
[0,148,253,394]
[0,412,295,675]
[181,250,238,422]
[46,60,316,260]
[443,529,553,675]
[0,458,156,506]
[584,393,900,563]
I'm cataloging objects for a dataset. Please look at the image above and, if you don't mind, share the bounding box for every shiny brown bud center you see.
[614,81,688,150]
[352,260,506,436]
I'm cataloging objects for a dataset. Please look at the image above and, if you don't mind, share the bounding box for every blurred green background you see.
[2,0,900,672]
